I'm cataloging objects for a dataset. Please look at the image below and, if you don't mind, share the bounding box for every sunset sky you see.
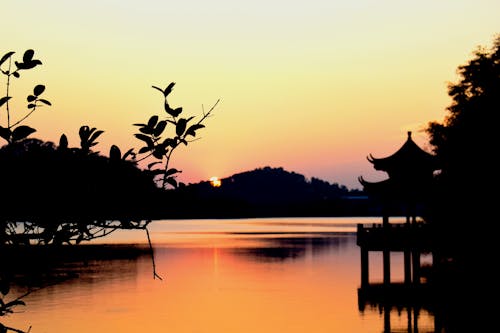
[2,1,499,189]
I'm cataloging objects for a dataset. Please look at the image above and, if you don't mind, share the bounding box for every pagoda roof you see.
[367,131,439,172]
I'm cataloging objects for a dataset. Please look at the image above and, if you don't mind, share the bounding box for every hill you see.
[166,166,376,218]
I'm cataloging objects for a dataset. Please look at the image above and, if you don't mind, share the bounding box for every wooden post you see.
[412,251,420,284]
[383,249,390,285]
[361,248,369,287]
[404,250,412,284]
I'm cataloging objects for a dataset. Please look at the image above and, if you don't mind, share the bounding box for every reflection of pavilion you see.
[356,132,441,332]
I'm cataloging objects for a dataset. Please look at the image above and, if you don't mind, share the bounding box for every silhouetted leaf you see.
[165,168,181,177]
[138,146,152,154]
[0,96,11,107]
[110,145,121,161]
[33,84,45,96]
[152,146,166,159]
[163,137,176,148]
[134,134,154,147]
[148,115,159,128]
[38,98,52,106]
[0,126,11,141]
[27,103,36,109]
[11,125,36,141]
[149,169,165,175]
[89,129,104,144]
[79,125,90,141]
[164,82,175,97]
[27,95,36,102]
[0,51,15,67]
[176,118,187,136]
[148,161,161,169]
[152,85,164,95]
[122,148,135,160]
[185,124,205,137]
[59,134,68,149]
[139,126,153,135]
[23,49,34,62]
[172,107,182,117]
[154,120,167,137]
[133,123,147,127]
[165,177,178,188]
[12,72,19,78]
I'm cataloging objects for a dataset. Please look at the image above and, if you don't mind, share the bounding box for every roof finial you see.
[407,131,412,139]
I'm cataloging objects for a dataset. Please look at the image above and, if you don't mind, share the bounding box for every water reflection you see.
[3,218,437,333]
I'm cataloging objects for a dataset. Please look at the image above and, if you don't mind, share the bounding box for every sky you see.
[1,0,499,189]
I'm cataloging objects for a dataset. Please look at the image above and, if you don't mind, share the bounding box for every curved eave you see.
[367,132,439,172]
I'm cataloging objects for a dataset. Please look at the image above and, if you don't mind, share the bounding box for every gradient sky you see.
[2,1,499,189]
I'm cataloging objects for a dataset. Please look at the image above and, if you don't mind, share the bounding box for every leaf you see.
[88,129,104,144]
[134,134,154,148]
[149,169,165,176]
[27,95,36,102]
[0,126,11,141]
[165,177,178,188]
[33,84,45,96]
[27,103,36,109]
[152,146,166,159]
[23,49,35,63]
[138,146,151,154]
[148,115,159,128]
[79,125,90,141]
[0,280,10,296]
[12,71,20,78]
[176,118,187,136]
[165,168,181,177]
[171,107,182,117]
[122,148,135,160]
[164,82,175,97]
[148,161,161,169]
[38,98,52,106]
[154,120,167,137]
[109,145,121,161]
[0,96,11,108]
[139,126,153,135]
[185,124,205,137]
[11,125,36,142]
[59,134,68,149]
[152,85,164,95]
[133,123,147,127]
[0,51,15,67]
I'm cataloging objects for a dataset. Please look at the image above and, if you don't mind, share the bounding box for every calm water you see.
[4,217,436,333]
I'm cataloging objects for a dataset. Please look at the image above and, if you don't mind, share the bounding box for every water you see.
[3,217,436,333]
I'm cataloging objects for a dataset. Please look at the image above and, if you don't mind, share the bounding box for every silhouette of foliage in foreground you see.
[1,49,218,331]
[425,34,499,257]
[0,49,217,247]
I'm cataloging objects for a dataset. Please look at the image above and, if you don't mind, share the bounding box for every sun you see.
[209,176,222,187]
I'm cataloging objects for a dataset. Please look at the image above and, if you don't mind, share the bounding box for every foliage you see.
[0,50,51,145]
[134,83,218,189]
[425,34,499,253]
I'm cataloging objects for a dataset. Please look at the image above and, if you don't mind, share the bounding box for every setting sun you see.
[209,176,222,187]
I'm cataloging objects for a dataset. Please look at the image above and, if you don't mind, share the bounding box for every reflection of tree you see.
[231,234,352,262]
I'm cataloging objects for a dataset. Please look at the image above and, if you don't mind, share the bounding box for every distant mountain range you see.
[166,166,379,218]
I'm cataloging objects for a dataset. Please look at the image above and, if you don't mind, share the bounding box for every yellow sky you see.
[2,0,499,189]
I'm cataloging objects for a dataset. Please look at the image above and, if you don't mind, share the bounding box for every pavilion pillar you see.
[404,250,412,284]
[361,248,369,287]
[383,249,390,285]
[412,251,421,284]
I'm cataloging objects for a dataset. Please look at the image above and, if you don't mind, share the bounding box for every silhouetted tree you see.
[425,35,499,262]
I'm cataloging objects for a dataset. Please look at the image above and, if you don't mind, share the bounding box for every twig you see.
[145,227,163,280]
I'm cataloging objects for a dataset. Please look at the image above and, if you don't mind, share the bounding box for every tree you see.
[425,35,499,257]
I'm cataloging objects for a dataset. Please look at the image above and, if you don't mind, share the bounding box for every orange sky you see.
[2,1,499,189]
